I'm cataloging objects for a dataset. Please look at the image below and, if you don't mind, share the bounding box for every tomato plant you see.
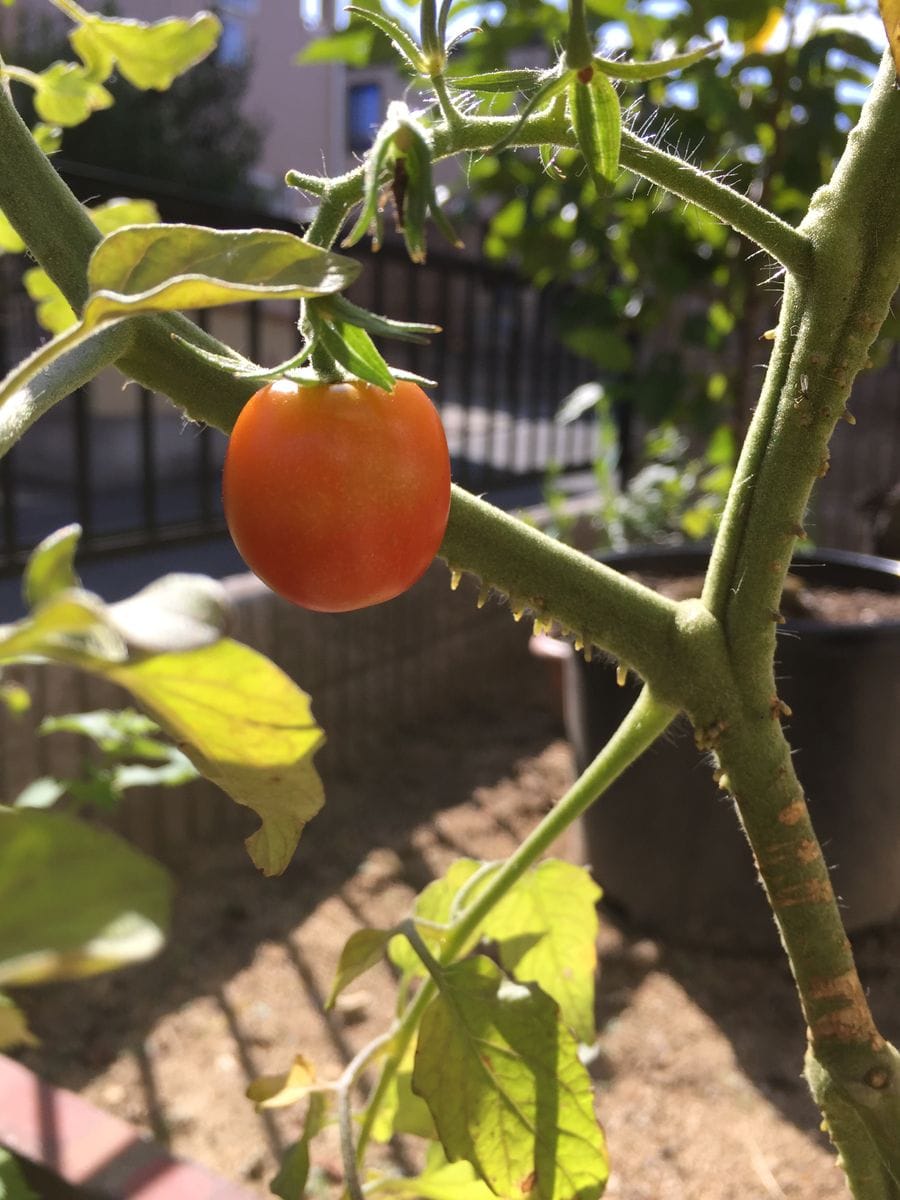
[222,378,451,612]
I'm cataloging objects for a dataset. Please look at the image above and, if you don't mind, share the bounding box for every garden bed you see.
[12,694,897,1199]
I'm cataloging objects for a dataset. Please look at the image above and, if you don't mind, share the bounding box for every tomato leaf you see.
[31,62,113,127]
[388,858,484,976]
[247,1052,318,1110]
[412,956,609,1200]
[327,928,395,1009]
[22,523,82,610]
[0,808,171,986]
[69,12,221,91]
[0,209,25,255]
[21,200,160,334]
[270,1093,329,1200]
[367,1155,496,1200]
[82,225,360,327]
[482,860,602,1044]
[106,573,229,652]
[108,641,325,876]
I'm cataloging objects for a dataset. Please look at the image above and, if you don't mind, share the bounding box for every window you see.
[217,0,257,65]
[347,82,382,155]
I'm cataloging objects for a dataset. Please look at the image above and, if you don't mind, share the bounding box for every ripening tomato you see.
[223,378,451,612]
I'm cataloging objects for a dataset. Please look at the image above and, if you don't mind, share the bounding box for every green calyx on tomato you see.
[223,378,452,613]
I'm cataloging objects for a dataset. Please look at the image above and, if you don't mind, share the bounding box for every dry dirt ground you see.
[15,695,900,1200]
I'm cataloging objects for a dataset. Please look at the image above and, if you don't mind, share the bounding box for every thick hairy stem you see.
[0,80,254,432]
[440,485,689,703]
[686,52,900,1198]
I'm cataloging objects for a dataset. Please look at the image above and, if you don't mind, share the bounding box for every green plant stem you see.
[356,686,676,1162]
[566,0,595,71]
[302,107,812,276]
[441,484,691,704]
[0,323,133,456]
[685,52,900,1196]
[0,80,253,433]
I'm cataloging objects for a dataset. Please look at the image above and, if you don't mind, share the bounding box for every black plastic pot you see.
[559,547,900,951]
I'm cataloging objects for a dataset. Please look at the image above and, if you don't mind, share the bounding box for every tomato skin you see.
[223,378,451,612]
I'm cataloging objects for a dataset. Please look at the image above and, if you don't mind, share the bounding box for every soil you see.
[12,694,900,1200]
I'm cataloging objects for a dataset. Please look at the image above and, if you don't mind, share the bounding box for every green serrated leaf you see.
[327,928,394,1009]
[483,861,602,1044]
[82,225,359,327]
[31,61,113,127]
[107,640,325,876]
[70,12,221,90]
[412,957,608,1200]
[0,808,171,986]
[23,524,82,610]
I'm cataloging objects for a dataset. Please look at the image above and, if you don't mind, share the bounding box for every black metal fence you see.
[0,165,598,577]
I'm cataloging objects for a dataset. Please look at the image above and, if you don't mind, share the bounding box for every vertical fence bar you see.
[458,265,478,492]
[73,388,93,540]
[1,451,16,566]
[139,386,157,536]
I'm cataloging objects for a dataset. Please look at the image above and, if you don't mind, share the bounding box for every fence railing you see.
[0,165,599,577]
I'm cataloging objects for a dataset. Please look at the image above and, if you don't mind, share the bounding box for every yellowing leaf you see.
[327,928,394,1009]
[109,640,325,875]
[0,209,25,255]
[881,0,900,76]
[389,859,484,976]
[32,62,113,127]
[23,267,77,334]
[247,1053,318,1110]
[70,12,221,91]
[412,957,608,1200]
[483,860,602,1045]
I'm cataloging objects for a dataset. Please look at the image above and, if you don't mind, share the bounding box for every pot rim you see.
[594,544,900,635]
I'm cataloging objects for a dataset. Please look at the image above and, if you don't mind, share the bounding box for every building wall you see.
[0,0,408,213]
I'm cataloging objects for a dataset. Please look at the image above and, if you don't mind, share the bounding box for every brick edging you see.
[0,1055,255,1199]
